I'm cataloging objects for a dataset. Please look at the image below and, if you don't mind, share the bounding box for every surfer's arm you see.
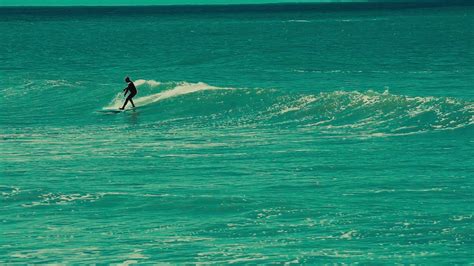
[123,87,129,96]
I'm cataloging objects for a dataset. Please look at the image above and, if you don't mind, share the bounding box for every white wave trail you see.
[134,79,161,87]
[105,81,229,109]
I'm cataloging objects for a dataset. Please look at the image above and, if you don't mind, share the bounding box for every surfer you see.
[120,76,137,110]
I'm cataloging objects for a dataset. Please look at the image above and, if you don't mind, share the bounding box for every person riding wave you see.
[120,76,137,110]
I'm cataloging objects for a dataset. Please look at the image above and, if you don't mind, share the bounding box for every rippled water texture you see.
[1,3,473,263]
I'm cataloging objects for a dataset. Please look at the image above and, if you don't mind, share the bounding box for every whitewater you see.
[103,80,473,137]
[1,3,473,264]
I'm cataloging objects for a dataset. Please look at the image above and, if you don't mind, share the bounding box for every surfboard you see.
[97,107,138,113]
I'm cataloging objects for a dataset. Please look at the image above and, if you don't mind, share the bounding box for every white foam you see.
[134,79,161,87]
[286,19,311,23]
[105,81,231,109]
[340,230,358,240]
[278,95,317,114]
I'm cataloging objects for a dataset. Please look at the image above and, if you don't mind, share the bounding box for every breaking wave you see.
[102,80,473,136]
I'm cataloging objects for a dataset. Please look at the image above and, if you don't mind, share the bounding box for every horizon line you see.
[2,0,473,8]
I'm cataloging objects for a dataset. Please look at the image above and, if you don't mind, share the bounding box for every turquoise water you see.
[1,4,473,263]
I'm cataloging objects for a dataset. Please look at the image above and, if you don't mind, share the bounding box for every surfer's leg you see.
[130,98,135,108]
[120,98,129,110]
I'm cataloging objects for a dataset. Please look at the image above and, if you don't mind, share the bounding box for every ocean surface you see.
[1,3,473,263]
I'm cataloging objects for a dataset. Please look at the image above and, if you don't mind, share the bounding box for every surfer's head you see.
[125,77,131,83]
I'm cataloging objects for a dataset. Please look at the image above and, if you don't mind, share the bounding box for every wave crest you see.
[103,81,473,136]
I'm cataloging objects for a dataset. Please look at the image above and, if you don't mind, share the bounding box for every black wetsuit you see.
[121,81,138,109]
[126,82,137,98]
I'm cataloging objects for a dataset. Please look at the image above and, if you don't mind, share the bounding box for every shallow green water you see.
[1,3,473,263]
